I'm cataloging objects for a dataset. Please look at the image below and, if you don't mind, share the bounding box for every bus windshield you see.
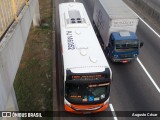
[65,82,110,104]
[115,40,139,52]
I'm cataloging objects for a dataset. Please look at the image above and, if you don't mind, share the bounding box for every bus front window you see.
[65,82,110,104]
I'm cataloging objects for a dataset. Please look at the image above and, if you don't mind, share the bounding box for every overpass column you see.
[33,0,41,27]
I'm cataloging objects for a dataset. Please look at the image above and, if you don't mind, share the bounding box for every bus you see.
[59,2,112,114]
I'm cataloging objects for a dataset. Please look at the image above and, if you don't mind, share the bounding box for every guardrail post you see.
[33,0,41,26]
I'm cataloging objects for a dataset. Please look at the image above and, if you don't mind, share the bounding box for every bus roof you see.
[59,2,110,73]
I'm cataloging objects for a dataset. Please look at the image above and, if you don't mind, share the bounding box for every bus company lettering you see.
[66,31,75,50]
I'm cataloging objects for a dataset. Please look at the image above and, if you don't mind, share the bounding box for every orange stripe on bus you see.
[65,102,109,113]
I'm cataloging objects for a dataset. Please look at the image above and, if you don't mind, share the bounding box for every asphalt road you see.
[54,0,160,120]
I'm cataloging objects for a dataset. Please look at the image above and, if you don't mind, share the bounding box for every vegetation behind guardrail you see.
[0,0,29,39]
[14,0,53,119]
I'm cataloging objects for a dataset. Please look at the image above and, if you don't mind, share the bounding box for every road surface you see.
[54,0,160,120]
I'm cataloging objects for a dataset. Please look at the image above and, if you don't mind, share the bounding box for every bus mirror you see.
[140,42,144,48]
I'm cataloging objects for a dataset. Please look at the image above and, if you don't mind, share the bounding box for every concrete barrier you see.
[0,0,40,119]
[125,0,160,24]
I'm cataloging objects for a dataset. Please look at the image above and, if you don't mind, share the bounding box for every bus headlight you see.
[65,99,71,107]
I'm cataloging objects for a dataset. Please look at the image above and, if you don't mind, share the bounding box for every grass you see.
[14,0,53,120]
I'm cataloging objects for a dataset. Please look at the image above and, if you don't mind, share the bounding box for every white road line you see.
[125,3,160,39]
[109,104,118,120]
[125,3,160,93]
[138,17,160,39]
[137,58,160,93]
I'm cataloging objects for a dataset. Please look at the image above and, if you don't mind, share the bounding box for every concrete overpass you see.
[0,0,40,119]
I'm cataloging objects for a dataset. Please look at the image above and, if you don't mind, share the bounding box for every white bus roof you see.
[99,0,138,19]
[59,2,110,73]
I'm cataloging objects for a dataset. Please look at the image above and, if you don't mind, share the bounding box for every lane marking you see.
[139,18,160,39]
[137,58,160,93]
[125,2,160,93]
[109,104,118,120]
[125,3,160,39]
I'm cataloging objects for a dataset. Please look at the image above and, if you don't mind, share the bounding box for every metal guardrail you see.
[0,0,29,38]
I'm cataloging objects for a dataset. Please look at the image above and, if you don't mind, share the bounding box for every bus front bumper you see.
[64,102,109,114]
[111,57,136,63]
